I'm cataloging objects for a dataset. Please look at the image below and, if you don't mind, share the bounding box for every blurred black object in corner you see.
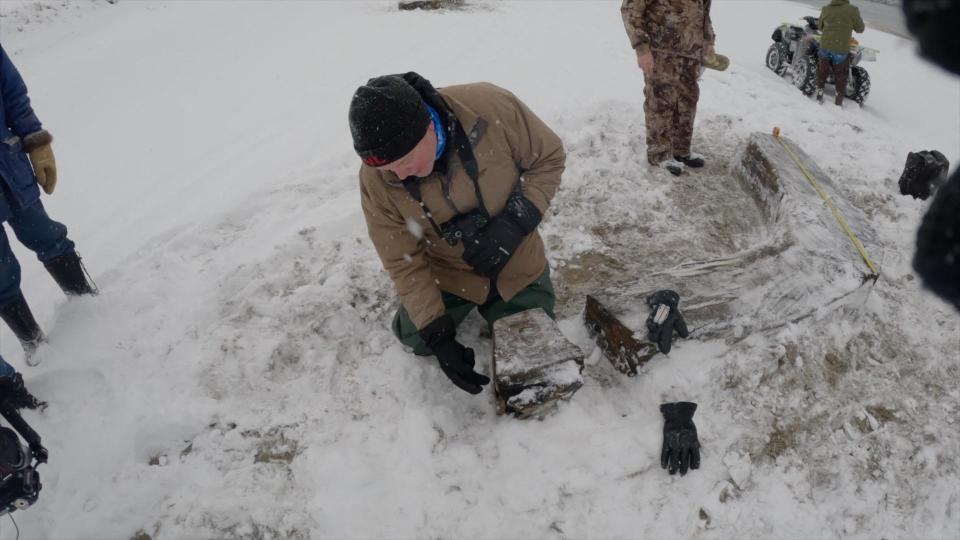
[903,0,960,310]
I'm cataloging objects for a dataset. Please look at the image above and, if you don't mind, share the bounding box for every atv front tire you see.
[766,43,790,76]
[792,55,817,97]
[848,65,870,107]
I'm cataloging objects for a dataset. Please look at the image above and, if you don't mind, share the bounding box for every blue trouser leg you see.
[6,200,75,264]
[0,200,76,308]
[0,225,23,309]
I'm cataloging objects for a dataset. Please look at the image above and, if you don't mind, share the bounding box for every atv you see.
[765,16,877,106]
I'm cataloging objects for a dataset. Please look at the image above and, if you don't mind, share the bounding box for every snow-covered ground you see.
[0,1,958,538]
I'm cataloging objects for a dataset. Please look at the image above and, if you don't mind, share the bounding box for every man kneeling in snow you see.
[349,72,565,395]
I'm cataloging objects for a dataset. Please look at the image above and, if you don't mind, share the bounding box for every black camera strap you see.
[452,116,489,219]
[402,180,445,239]
[402,114,488,241]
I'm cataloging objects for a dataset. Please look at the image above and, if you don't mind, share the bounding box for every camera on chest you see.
[440,210,489,246]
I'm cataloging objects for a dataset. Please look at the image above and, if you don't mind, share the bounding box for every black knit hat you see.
[349,75,430,167]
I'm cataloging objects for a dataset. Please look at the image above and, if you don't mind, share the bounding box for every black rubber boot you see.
[0,293,45,358]
[44,251,96,296]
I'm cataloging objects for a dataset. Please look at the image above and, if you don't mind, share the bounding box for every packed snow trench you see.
[1,1,958,539]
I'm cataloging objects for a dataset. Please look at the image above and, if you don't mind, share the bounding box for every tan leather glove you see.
[29,143,57,195]
[23,130,57,195]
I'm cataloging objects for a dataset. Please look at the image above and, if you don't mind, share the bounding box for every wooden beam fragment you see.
[492,309,584,418]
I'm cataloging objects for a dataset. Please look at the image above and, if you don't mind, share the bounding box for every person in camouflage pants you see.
[621,0,716,176]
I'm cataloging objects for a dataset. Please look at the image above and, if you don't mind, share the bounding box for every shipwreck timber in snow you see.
[492,308,584,419]
[585,131,881,375]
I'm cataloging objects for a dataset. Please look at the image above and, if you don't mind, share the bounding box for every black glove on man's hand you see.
[420,315,490,394]
[462,217,524,278]
[645,290,690,354]
[462,193,542,278]
[660,401,701,476]
[0,373,46,411]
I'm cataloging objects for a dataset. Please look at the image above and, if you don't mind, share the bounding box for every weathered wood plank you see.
[398,0,464,11]
[492,308,584,418]
[585,132,879,373]
[584,294,655,376]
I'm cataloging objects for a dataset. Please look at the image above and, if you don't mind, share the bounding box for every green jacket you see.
[819,0,865,54]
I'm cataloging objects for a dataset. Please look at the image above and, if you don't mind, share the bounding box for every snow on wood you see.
[492,308,584,418]
[398,0,465,11]
[584,292,731,376]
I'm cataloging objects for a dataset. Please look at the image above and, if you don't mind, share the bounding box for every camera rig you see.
[0,405,47,516]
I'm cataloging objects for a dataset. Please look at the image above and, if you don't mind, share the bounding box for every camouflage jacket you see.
[819,0,865,54]
[621,0,715,58]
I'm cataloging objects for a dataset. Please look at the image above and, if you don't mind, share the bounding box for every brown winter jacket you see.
[360,81,565,331]
[621,0,715,58]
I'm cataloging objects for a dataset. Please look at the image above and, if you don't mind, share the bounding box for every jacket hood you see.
[399,72,451,116]
[392,72,475,185]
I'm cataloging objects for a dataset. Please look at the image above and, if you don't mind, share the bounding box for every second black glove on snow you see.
[646,290,690,354]
[420,315,490,394]
[660,401,701,476]
[462,193,542,278]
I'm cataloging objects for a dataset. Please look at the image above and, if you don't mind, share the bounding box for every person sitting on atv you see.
[816,0,865,105]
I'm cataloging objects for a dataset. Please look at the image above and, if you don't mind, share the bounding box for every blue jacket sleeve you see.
[0,352,15,379]
[0,43,43,137]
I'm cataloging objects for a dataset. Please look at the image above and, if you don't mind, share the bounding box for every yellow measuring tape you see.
[772,127,879,277]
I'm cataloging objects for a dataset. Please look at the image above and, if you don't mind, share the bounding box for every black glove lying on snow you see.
[420,315,490,394]
[898,150,949,200]
[646,290,689,354]
[660,401,701,476]
[462,193,542,278]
